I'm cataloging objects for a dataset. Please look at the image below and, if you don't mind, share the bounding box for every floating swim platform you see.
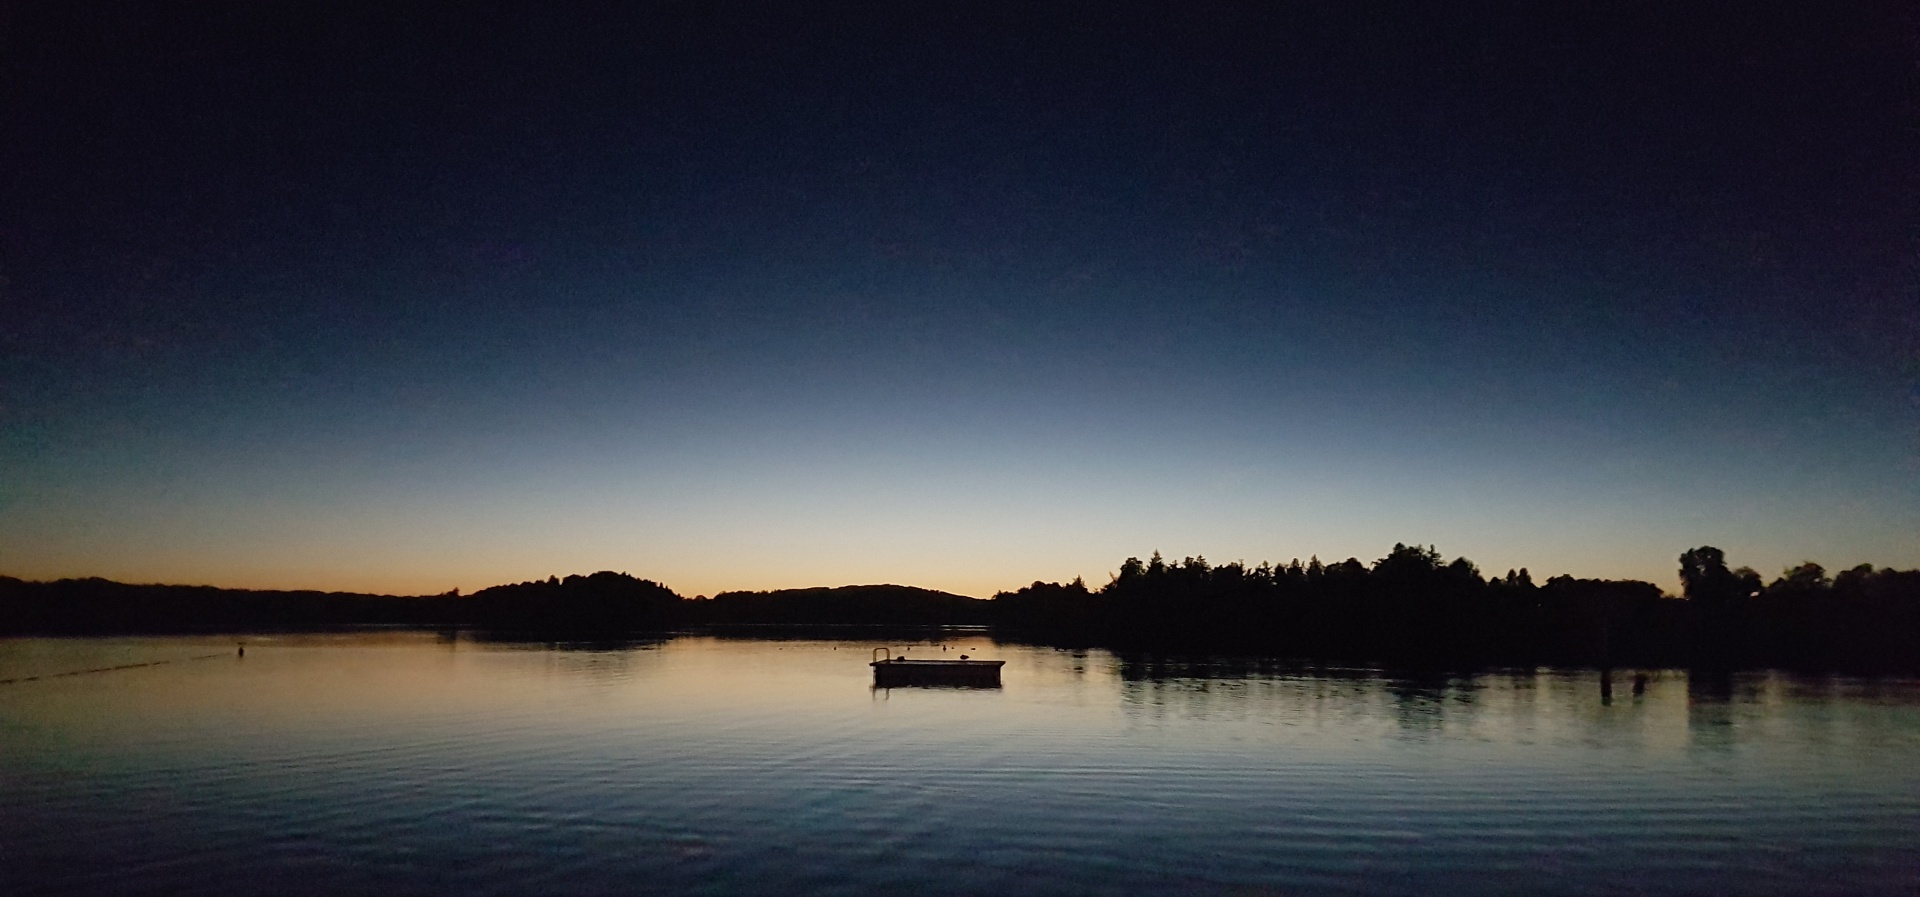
[870,647,1004,687]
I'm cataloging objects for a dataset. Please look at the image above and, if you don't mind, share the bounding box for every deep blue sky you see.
[3,3,1914,596]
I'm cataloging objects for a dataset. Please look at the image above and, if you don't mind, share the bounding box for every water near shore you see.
[4,633,1917,895]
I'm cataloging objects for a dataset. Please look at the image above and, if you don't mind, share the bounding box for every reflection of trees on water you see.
[696,623,987,643]
[1684,670,1741,752]
[1384,674,1478,734]
[1686,669,1737,703]
[1113,656,1489,733]
[544,648,644,684]
[448,630,671,685]
[464,631,670,652]
[1680,670,1895,754]
[1107,661,1795,754]
[1679,670,1920,755]
[1106,657,1920,756]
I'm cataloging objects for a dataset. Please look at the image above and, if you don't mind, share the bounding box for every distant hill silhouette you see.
[0,575,460,633]
[0,575,979,633]
[697,585,988,625]
[468,571,684,633]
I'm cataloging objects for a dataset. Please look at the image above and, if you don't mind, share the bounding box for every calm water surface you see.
[3,633,1917,895]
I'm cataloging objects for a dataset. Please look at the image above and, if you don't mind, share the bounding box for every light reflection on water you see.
[3,632,1917,896]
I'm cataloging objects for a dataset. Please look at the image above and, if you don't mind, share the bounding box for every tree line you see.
[2,544,1915,670]
[992,544,1919,671]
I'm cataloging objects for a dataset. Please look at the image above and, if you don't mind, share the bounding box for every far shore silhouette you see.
[3,545,1915,672]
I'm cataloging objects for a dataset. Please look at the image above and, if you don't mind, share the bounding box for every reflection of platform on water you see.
[870,648,1004,687]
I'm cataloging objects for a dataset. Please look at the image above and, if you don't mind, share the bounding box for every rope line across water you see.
[0,652,235,685]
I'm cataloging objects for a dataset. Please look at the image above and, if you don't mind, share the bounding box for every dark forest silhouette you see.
[0,574,979,635]
[3,544,1915,670]
[992,545,1918,672]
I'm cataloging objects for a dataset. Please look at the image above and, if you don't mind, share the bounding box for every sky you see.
[2,3,1914,598]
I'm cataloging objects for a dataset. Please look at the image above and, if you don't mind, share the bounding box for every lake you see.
[3,632,1917,895]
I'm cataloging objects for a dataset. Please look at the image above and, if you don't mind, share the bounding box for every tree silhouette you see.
[1679,546,1742,605]
[1771,562,1829,594]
